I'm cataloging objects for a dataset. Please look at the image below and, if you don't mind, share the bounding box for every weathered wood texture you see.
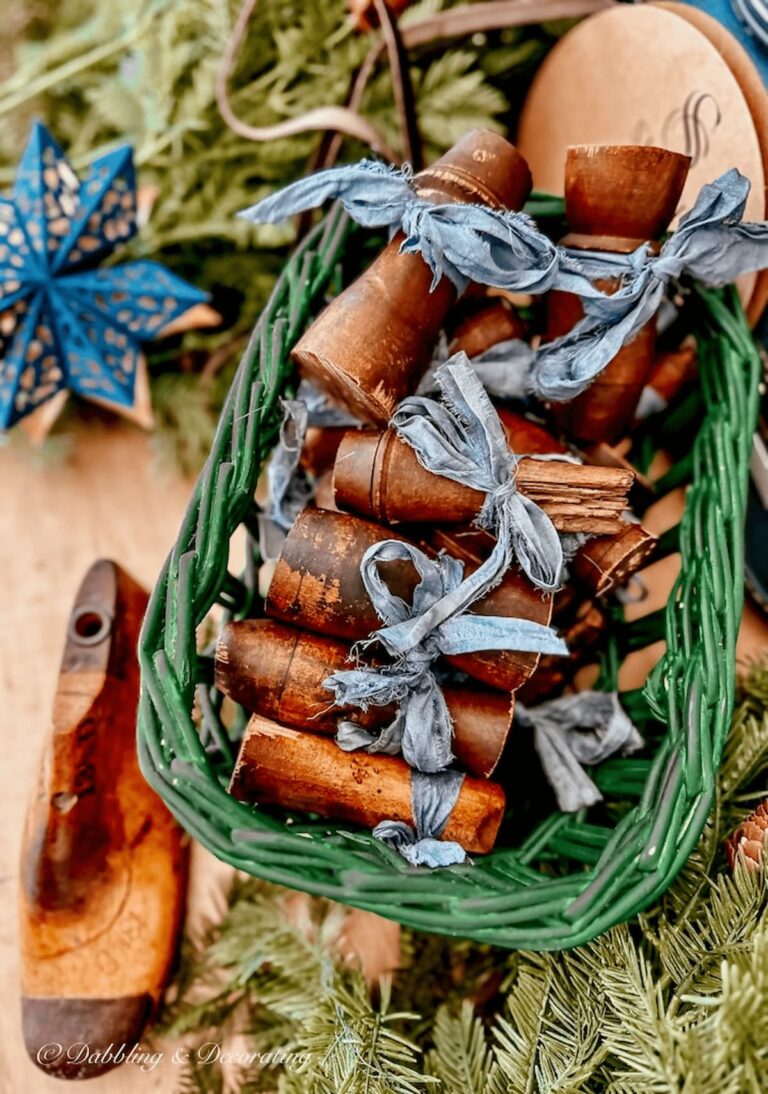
[292,130,532,424]
[548,144,690,442]
[20,560,187,1080]
[229,715,506,853]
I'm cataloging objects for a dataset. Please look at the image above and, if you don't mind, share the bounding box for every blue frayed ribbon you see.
[373,770,467,868]
[328,539,566,775]
[392,352,564,594]
[258,386,360,562]
[239,159,590,295]
[517,691,643,812]
[469,169,768,402]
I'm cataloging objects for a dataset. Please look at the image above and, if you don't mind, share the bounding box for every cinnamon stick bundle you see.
[229,715,506,854]
[333,427,633,534]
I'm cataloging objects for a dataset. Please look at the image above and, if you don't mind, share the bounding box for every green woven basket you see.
[137,204,761,950]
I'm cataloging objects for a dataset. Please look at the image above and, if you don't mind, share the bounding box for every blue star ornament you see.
[0,121,208,430]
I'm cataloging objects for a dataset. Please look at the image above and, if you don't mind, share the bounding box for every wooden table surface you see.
[0,423,202,1093]
[1,419,766,1093]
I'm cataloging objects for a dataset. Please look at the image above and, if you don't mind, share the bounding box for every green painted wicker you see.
[138,204,761,950]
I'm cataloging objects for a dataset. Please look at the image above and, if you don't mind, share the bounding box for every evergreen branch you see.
[425,1002,498,1092]
[490,957,551,1094]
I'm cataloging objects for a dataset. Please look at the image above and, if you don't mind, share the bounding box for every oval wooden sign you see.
[517,4,767,310]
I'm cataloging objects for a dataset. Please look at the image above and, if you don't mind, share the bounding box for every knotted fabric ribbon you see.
[258,386,360,561]
[372,770,467,868]
[328,539,566,773]
[468,169,768,403]
[516,691,643,812]
[257,398,313,563]
[239,159,592,295]
[392,352,564,594]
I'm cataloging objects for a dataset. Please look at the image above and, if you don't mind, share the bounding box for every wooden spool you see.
[291,130,532,425]
[265,508,555,694]
[448,299,527,359]
[19,561,187,1079]
[332,426,634,534]
[634,344,698,421]
[265,507,416,641]
[496,407,568,455]
[571,521,658,598]
[215,618,516,778]
[229,715,507,854]
[300,425,354,477]
[547,144,690,443]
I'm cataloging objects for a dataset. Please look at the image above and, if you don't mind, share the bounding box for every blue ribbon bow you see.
[469,169,768,403]
[517,691,643,812]
[258,385,360,562]
[392,353,564,595]
[327,539,566,773]
[329,539,565,868]
[239,159,589,295]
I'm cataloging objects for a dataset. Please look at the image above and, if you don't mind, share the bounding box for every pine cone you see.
[725,800,768,869]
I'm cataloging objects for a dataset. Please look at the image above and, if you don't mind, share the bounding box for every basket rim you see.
[137,208,761,950]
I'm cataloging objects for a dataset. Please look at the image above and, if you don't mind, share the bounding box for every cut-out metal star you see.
[0,121,211,435]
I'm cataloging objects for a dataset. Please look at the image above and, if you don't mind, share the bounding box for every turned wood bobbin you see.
[229,716,507,854]
[428,526,553,694]
[448,299,527,359]
[265,508,553,694]
[291,130,533,425]
[547,144,691,443]
[216,618,516,778]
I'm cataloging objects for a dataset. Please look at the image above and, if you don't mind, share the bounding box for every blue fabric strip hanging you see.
[373,770,467,868]
[327,539,566,775]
